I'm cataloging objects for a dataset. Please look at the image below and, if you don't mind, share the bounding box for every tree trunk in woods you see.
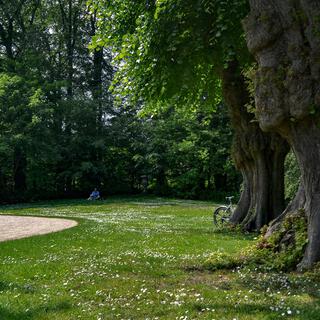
[221,60,289,231]
[214,173,227,192]
[156,166,168,195]
[243,0,320,269]
[58,0,82,194]
[90,11,104,132]
[13,146,27,195]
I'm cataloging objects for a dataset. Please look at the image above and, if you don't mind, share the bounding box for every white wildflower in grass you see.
[0,198,318,319]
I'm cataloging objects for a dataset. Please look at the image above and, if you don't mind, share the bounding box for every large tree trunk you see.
[290,122,320,270]
[243,0,320,269]
[265,182,306,238]
[240,137,288,230]
[221,61,289,231]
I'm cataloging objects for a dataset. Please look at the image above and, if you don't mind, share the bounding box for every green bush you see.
[203,211,308,272]
[243,211,308,271]
[203,250,240,271]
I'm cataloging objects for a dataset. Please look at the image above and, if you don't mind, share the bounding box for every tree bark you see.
[221,60,289,231]
[290,122,320,270]
[243,0,320,269]
[231,169,251,224]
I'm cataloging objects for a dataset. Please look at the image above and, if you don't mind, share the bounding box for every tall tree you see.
[91,0,289,230]
[0,0,43,195]
[57,0,83,98]
[0,0,116,200]
[243,0,320,269]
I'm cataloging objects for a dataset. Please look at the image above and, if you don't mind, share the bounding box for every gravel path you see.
[0,215,78,242]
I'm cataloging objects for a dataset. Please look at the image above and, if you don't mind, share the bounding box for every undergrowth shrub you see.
[204,210,308,272]
[202,251,239,271]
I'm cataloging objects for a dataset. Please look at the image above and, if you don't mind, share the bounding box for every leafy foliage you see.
[90,0,250,108]
[136,103,240,198]
[0,0,241,202]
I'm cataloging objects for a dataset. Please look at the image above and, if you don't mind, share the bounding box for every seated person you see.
[88,188,100,200]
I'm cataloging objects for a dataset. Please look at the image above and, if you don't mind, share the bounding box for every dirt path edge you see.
[0,215,78,242]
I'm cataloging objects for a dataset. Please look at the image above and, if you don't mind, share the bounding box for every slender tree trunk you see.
[92,48,104,122]
[58,0,82,194]
[221,60,289,231]
[243,0,320,268]
[13,146,27,195]
[66,0,75,98]
[0,17,15,71]
[90,12,104,133]
[156,167,168,195]
[87,12,105,183]
[214,173,227,192]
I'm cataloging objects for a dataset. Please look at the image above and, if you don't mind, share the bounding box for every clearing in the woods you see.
[0,197,319,320]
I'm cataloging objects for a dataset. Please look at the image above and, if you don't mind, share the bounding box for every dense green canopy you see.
[90,0,250,108]
[0,0,241,202]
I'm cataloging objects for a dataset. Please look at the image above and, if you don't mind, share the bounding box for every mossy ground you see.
[0,196,319,319]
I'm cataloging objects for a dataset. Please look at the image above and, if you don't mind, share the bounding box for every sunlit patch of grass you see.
[0,196,319,319]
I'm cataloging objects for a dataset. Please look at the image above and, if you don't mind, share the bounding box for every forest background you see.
[0,0,299,203]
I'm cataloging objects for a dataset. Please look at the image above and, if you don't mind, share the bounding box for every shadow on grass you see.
[193,300,273,314]
[0,300,72,320]
[0,280,12,292]
[192,300,318,319]
[0,281,37,294]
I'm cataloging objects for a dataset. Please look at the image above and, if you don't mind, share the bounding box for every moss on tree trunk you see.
[243,0,320,269]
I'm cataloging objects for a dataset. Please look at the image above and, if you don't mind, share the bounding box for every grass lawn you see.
[0,196,319,319]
